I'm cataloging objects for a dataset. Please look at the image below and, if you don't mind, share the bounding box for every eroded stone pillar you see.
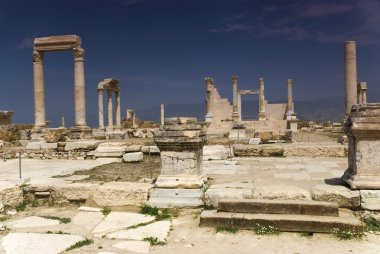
[115,91,121,129]
[342,103,380,189]
[358,82,367,104]
[61,115,65,128]
[344,41,358,116]
[287,79,294,114]
[232,75,239,121]
[204,77,214,122]
[107,90,113,129]
[73,47,87,127]
[33,51,46,129]
[98,89,104,130]
[238,93,242,121]
[149,117,207,208]
[161,104,165,126]
[258,78,266,120]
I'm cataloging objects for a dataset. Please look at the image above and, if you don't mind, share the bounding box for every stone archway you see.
[32,35,91,137]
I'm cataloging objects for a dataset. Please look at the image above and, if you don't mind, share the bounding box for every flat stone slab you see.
[72,211,105,231]
[92,212,155,237]
[203,145,229,160]
[26,142,44,150]
[141,146,160,154]
[65,140,101,151]
[8,216,60,228]
[312,184,360,208]
[123,152,143,162]
[90,182,152,207]
[205,182,254,206]
[106,220,171,241]
[94,142,128,157]
[253,184,311,200]
[125,145,142,152]
[113,240,150,253]
[148,188,203,208]
[1,232,85,254]
[360,190,380,210]
[78,206,102,212]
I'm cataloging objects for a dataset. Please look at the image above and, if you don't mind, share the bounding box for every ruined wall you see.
[242,120,287,133]
[210,86,233,122]
[266,103,287,120]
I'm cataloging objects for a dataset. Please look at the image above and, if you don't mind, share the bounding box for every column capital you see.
[72,47,85,61]
[232,75,239,81]
[32,51,44,62]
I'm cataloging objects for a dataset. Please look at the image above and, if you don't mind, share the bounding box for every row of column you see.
[33,47,88,130]
[98,89,121,130]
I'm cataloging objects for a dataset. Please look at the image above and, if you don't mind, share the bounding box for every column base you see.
[70,126,93,140]
[342,170,380,190]
[258,112,266,121]
[148,188,204,208]
[30,127,46,141]
[155,173,207,189]
[232,112,240,121]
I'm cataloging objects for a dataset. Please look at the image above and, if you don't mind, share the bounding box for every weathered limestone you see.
[127,109,136,128]
[285,79,297,132]
[204,77,214,122]
[203,145,229,160]
[343,103,380,189]
[258,78,266,120]
[360,190,380,210]
[228,123,247,141]
[311,184,360,209]
[98,79,121,131]
[148,117,207,208]
[0,111,14,126]
[344,41,358,116]
[232,75,239,121]
[32,35,91,137]
[123,152,143,162]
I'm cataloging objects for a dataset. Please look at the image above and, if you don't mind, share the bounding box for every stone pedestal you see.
[228,123,247,141]
[342,103,380,189]
[148,117,207,208]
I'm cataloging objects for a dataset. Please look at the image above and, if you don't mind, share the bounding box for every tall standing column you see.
[232,75,239,121]
[107,90,113,129]
[98,89,104,129]
[258,78,266,120]
[238,93,242,121]
[160,104,165,126]
[73,47,87,127]
[115,91,121,129]
[33,51,46,129]
[287,79,294,114]
[344,41,358,116]
[204,77,213,122]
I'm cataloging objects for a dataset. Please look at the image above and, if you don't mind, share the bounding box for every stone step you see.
[217,199,339,217]
[200,210,363,233]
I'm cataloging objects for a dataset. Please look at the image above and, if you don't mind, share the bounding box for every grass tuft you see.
[65,239,93,251]
[216,226,238,234]
[202,204,215,210]
[41,215,71,224]
[254,224,280,235]
[363,216,380,232]
[140,205,171,221]
[45,230,70,235]
[0,216,9,222]
[331,228,364,240]
[300,231,314,237]
[143,236,165,245]
[101,206,112,216]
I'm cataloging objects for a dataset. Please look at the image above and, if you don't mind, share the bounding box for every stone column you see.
[73,47,87,127]
[98,89,104,130]
[161,104,165,126]
[33,51,46,129]
[287,79,294,114]
[232,75,239,121]
[238,93,242,121]
[149,117,207,208]
[115,91,121,130]
[258,78,266,120]
[204,77,214,122]
[132,111,136,128]
[107,90,113,129]
[342,103,380,189]
[61,115,65,128]
[344,41,358,116]
[358,82,367,104]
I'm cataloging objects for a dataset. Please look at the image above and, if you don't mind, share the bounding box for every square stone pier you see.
[342,103,380,189]
[148,117,207,208]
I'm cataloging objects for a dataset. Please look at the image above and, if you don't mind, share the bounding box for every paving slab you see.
[253,184,311,200]
[8,216,60,228]
[113,240,150,253]
[106,220,171,241]
[360,190,380,211]
[1,232,85,254]
[72,211,105,231]
[312,184,360,208]
[92,212,155,237]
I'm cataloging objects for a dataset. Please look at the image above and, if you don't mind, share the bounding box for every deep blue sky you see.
[1,0,380,127]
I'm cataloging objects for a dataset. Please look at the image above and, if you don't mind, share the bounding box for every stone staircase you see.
[200,199,363,233]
